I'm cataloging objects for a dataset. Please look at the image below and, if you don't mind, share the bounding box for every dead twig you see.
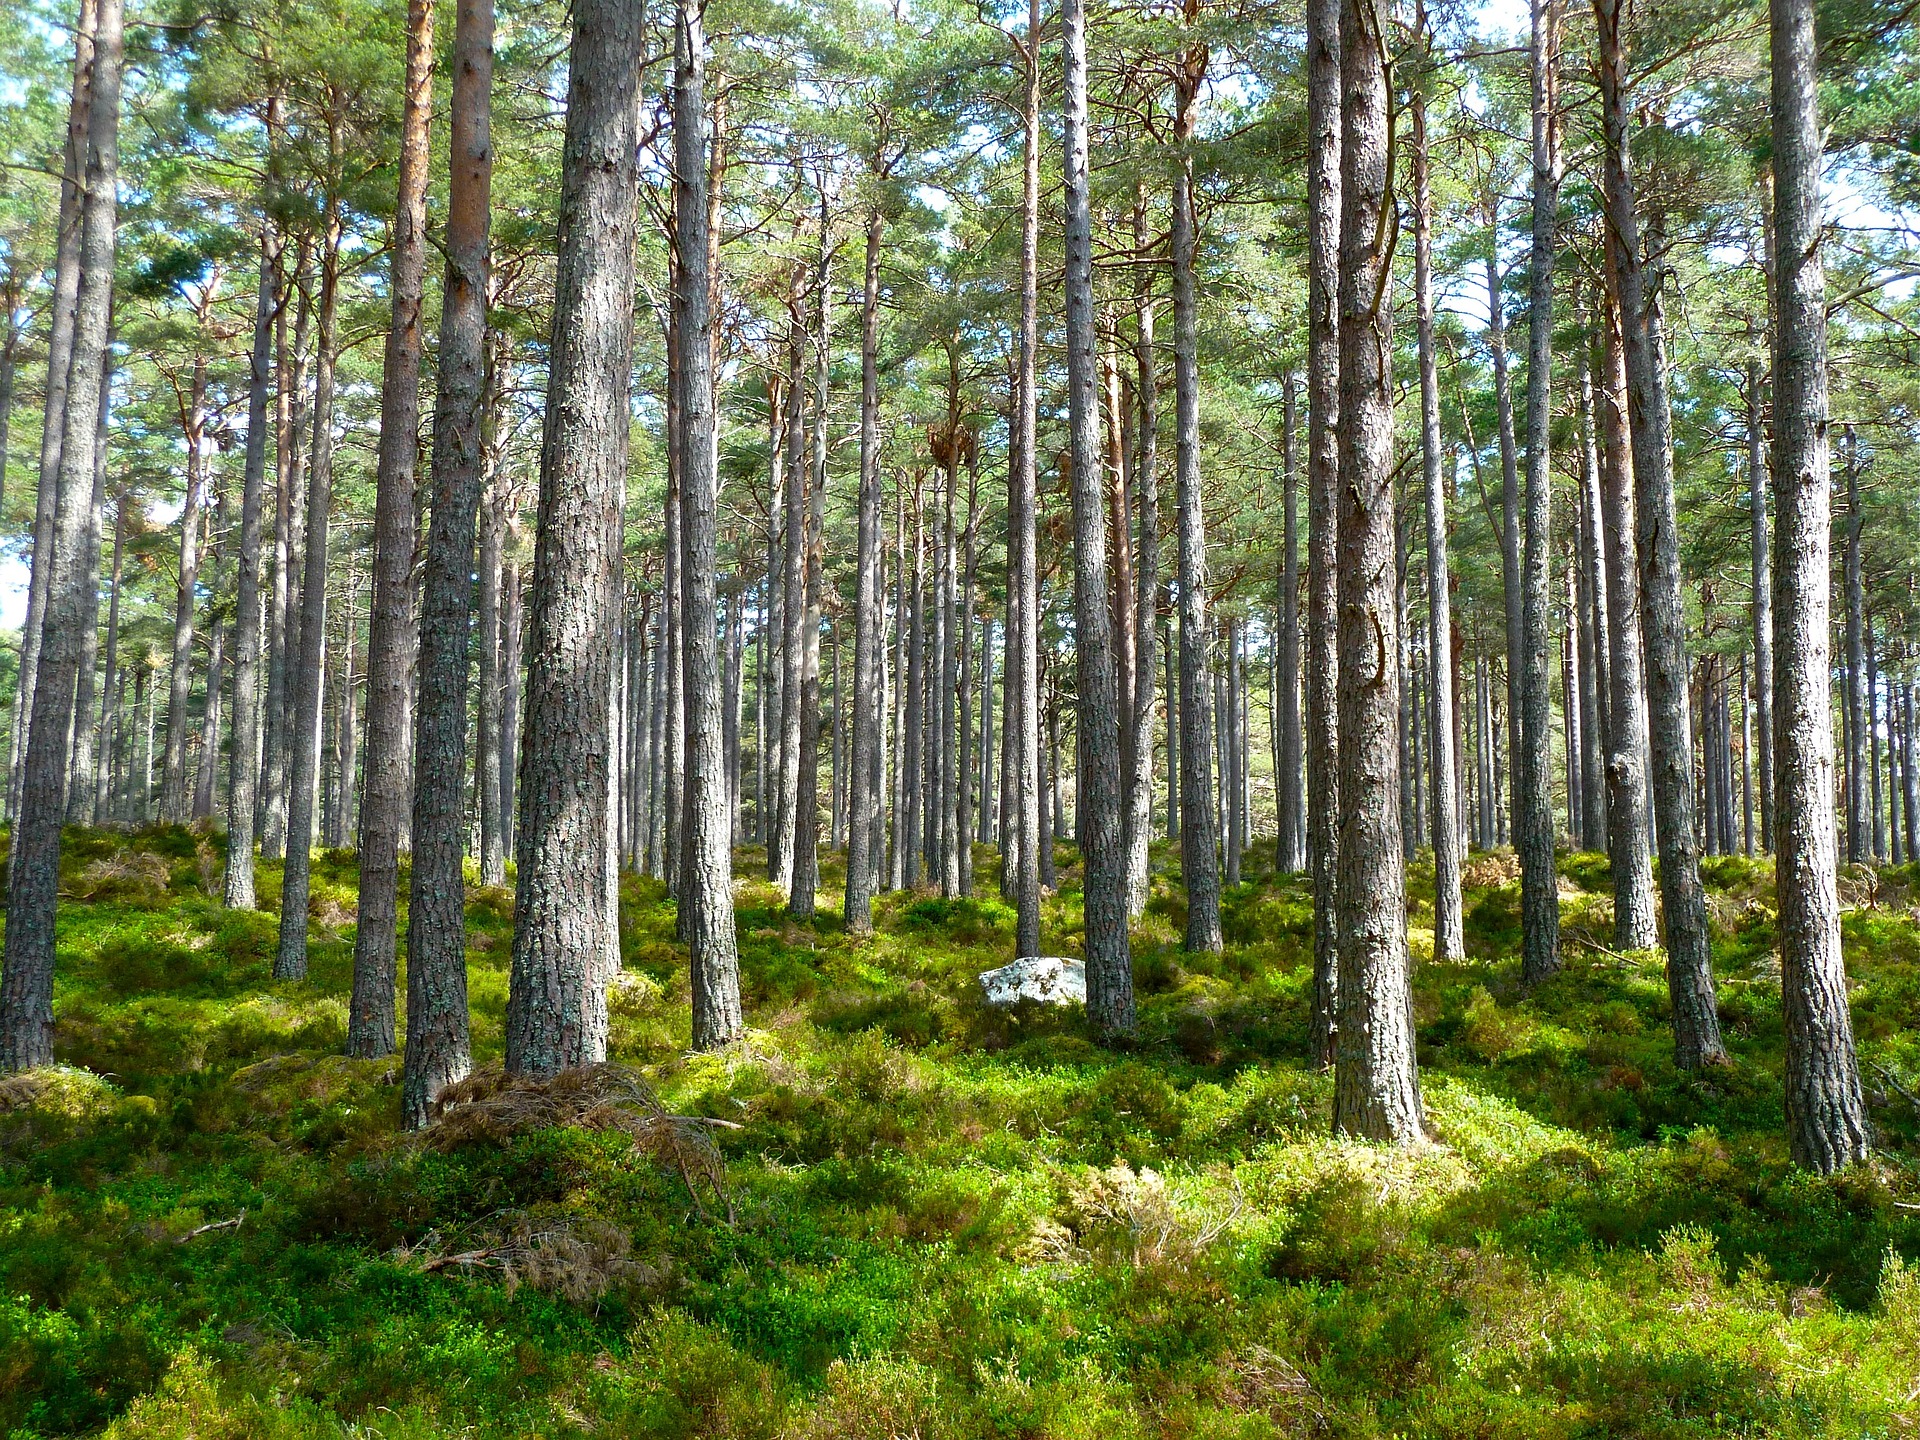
[176,1210,245,1243]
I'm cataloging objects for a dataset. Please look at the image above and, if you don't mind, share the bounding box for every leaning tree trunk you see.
[1,0,121,1071]
[273,167,344,984]
[1515,0,1562,985]
[1063,0,1133,1036]
[1595,0,1723,1063]
[401,0,489,1123]
[1769,0,1869,1172]
[1331,0,1423,1145]
[506,0,647,1073]
[671,0,744,1048]
[1304,0,1341,1066]
[1172,61,1221,957]
[1412,41,1462,962]
[352,0,435,1058]
[845,199,887,931]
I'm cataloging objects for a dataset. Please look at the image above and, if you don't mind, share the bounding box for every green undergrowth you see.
[1,824,1918,1437]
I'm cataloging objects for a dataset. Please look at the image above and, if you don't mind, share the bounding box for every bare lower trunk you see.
[1331,0,1423,1144]
[1412,48,1461,961]
[1748,357,1773,850]
[66,350,111,823]
[507,0,645,1072]
[224,123,283,908]
[846,202,885,928]
[161,358,208,823]
[1515,0,1562,985]
[671,0,743,1048]
[1304,0,1341,1065]
[401,0,488,1119]
[1276,371,1303,874]
[1172,69,1220,957]
[353,0,435,1056]
[2,0,121,1070]
[1064,0,1131,1035]
[274,180,343,983]
[1770,0,1869,1171]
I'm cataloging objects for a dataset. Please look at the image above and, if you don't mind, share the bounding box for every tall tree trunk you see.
[1575,333,1609,850]
[506,0,645,1071]
[1412,43,1462,961]
[1747,356,1773,851]
[1769,0,1869,1171]
[1304,0,1341,1065]
[274,155,344,983]
[67,346,111,823]
[1595,0,1722,1061]
[1,0,121,1070]
[476,352,508,885]
[1276,371,1303,873]
[1843,428,1867,864]
[1172,56,1221,957]
[161,353,209,823]
[400,0,488,1119]
[1331,0,1423,1144]
[224,110,283,907]
[958,444,978,896]
[1597,289,1659,949]
[790,234,830,919]
[671,0,743,1047]
[843,235,884,892]
[1003,0,1044,952]
[1064,0,1131,1034]
[1516,0,1562,984]
[1484,202,1521,854]
[352,0,435,1056]
[260,240,310,857]
[1125,196,1160,914]
[10,0,98,824]
[771,286,806,891]
[95,491,123,823]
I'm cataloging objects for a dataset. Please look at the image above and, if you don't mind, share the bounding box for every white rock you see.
[978,956,1086,1007]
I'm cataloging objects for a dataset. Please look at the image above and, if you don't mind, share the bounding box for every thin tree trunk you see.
[1304,0,1342,1065]
[1172,57,1220,957]
[1770,0,1869,1170]
[1331,0,1423,1144]
[1843,428,1867,864]
[10,0,98,825]
[66,346,111,823]
[1596,289,1660,949]
[260,239,310,858]
[1748,358,1774,851]
[670,0,743,1047]
[477,361,508,885]
[274,155,344,982]
[353,0,435,1055]
[161,354,209,823]
[1484,203,1521,856]
[1276,371,1303,873]
[1,0,121,1071]
[1575,335,1608,849]
[507,0,647,1071]
[1413,40,1462,961]
[95,492,123,823]
[771,286,806,892]
[958,444,978,896]
[790,232,831,919]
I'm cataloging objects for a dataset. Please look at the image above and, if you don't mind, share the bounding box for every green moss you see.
[1,826,1916,1436]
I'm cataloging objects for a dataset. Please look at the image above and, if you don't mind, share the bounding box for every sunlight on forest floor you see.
[1,825,1918,1437]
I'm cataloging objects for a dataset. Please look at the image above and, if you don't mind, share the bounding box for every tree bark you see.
[1304,0,1341,1065]
[1006,0,1044,956]
[1276,371,1303,873]
[1770,0,1870,1171]
[161,351,209,823]
[1331,0,1423,1144]
[1172,58,1221,957]
[1747,357,1773,851]
[506,0,646,1072]
[846,197,888,919]
[1125,196,1160,915]
[1516,0,1562,985]
[274,156,344,983]
[789,231,831,919]
[1,0,121,1070]
[1063,0,1132,1035]
[352,0,435,1057]
[67,345,111,823]
[400,0,489,1118]
[671,0,744,1048]
[1412,45,1462,961]
[1843,428,1866,865]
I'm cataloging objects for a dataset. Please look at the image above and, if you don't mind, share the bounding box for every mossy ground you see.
[2,825,1918,1437]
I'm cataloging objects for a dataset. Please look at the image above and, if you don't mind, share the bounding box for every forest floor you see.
[2,827,1919,1438]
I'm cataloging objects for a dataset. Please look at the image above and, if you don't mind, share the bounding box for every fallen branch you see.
[176,1211,245,1244]
[1870,1061,1920,1115]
